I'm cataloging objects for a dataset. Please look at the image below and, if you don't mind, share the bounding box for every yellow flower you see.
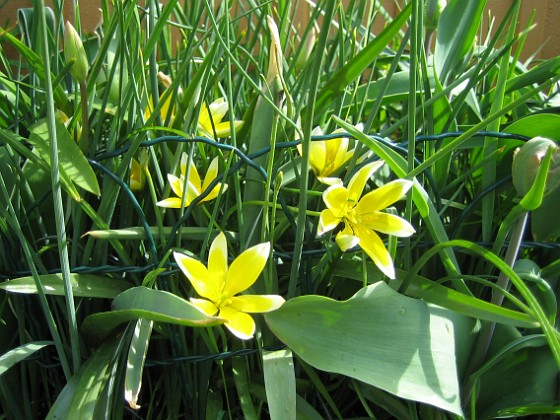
[317,161,415,279]
[156,154,227,208]
[297,126,355,185]
[129,151,149,192]
[173,232,285,339]
[144,72,179,124]
[197,98,244,139]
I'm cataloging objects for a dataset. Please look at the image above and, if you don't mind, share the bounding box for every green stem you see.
[79,80,90,155]
[37,0,81,373]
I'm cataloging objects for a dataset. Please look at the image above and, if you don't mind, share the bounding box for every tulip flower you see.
[174,232,285,339]
[157,154,227,208]
[197,98,244,139]
[317,161,415,279]
[297,126,357,185]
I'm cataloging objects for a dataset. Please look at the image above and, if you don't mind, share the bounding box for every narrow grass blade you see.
[124,319,153,409]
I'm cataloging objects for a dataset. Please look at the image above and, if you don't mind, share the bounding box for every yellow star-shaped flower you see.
[156,154,227,208]
[297,126,355,185]
[197,98,244,139]
[317,161,415,279]
[173,232,285,339]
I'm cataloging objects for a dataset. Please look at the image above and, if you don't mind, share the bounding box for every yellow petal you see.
[208,232,228,292]
[202,156,219,192]
[317,176,343,186]
[129,158,143,191]
[190,298,218,316]
[173,251,220,302]
[219,306,255,340]
[322,184,349,216]
[229,295,285,313]
[224,242,270,297]
[353,224,395,279]
[335,224,360,251]
[356,179,413,213]
[167,173,184,198]
[347,161,384,202]
[212,121,243,138]
[361,212,415,237]
[156,197,184,208]
[318,209,341,236]
[200,182,227,203]
[186,159,202,191]
[308,140,327,176]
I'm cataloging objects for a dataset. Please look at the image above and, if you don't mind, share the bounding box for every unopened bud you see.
[64,21,88,82]
[424,0,447,31]
[512,136,560,196]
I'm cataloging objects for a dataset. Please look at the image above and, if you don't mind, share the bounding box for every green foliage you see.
[0,0,559,418]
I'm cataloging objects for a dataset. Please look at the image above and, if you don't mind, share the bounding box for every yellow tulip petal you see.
[200,183,227,203]
[317,176,343,186]
[208,232,228,291]
[229,295,285,313]
[347,161,384,202]
[197,103,213,134]
[156,197,184,208]
[309,140,327,176]
[190,298,219,316]
[353,224,395,279]
[356,179,413,213]
[202,157,219,192]
[219,306,255,340]
[224,242,270,297]
[335,224,360,251]
[322,184,349,215]
[207,98,228,123]
[186,160,202,191]
[167,173,183,198]
[318,209,341,236]
[173,251,219,302]
[361,212,415,237]
[130,158,143,191]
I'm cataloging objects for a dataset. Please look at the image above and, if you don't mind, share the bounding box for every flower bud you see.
[424,0,447,31]
[64,21,88,82]
[512,136,560,196]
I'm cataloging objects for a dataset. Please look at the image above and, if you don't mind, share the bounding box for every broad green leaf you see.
[505,114,560,141]
[86,226,235,242]
[315,3,412,113]
[435,0,487,83]
[263,349,296,420]
[124,319,153,409]
[475,338,558,419]
[0,273,132,299]
[0,341,52,376]
[81,287,224,343]
[28,118,101,196]
[266,282,464,416]
[333,261,537,328]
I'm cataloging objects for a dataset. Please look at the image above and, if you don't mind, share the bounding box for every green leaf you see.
[314,3,412,114]
[124,319,153,409]
[506,56,560,93]
[263,349,296,420]
[46,336,123,419]
[435,0,487,83]
[28,118,101,196]
[0,341,52,376]
[81,287,224,343]
[265,282,464,416]
[0,273,132,299]
[505,114,560,141]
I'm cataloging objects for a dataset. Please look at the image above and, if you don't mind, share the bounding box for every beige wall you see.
[2,1,559,61]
